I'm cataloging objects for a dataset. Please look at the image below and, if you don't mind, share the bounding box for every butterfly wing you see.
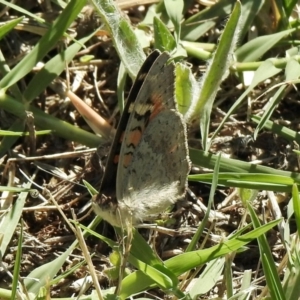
[93,50,164,226]
[97,51,161,197]
[117,52,190,224]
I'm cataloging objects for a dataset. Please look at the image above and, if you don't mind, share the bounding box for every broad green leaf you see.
[188,258,225,298]
[285,59,300,81]
[89,0,145,79]
[175,63,198,120]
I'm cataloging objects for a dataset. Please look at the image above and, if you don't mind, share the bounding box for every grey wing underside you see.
[116,52,174,193]
[119,110,190,222]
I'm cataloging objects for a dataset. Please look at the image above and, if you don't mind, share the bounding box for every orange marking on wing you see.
[169,144,178,153]
[149,94,165,121]
[113,154,120,164]
[123,153,133,168]
[128,129,142,148]
[122,129,142,167]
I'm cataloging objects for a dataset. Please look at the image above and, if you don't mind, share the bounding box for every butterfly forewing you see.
[116,52,174,200]
[98,50,161,197]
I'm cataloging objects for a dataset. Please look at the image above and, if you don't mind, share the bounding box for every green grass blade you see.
[211,60,282,142]
[0,92,101,147]
[126,256,174,290]
[262,253,286,300]
[0,182,30,257]
[0,16,24,39]
[0,119,25,158]
[119,220,279,299]
[129,230,164,266]
[119,270,184,300]
[181,0,235,41]
[117,61,126,113]
[0,0,86,90]
[11,221,23,300]
[247,204,285,300]
[252,115,300,144]
[235,28,295,62]
[0,48,23,100]
[81,224,178,295]
[282,0,299,17]
[166,219,281,275]
[189,148,300,184]
[253,60,300,138]
[254,84,287,139]
[24,244,76,294]
[186,154,221,252]
[0,0,47,23]
[193,1,241,150]
[189,173,297,192]
[25,218,103,294]
[292,184,300,238]
[238,270,252,300]
[238,1,264,41]
[23,33,95,103]
[224,254,233,298]
[282,234,300,300]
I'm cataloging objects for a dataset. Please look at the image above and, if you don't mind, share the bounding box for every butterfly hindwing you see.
[116,52,190,222]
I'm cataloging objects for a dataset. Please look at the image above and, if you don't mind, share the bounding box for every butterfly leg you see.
[114,216,134,295]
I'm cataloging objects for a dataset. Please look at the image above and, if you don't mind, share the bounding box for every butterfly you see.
[92,50,190,228]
